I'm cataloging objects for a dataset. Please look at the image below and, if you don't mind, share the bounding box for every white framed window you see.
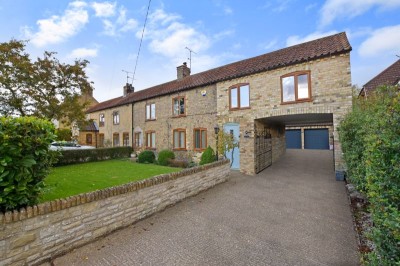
[146,103,156,120]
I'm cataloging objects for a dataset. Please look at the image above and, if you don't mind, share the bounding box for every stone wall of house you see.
[87,104,132,148]
[133,84,218,162]
[216,53,352,175]
[77,132,98,147]
[0,160,230,266]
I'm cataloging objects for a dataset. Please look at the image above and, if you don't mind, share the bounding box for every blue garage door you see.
[304,129,329,150]
[286,129,301,149]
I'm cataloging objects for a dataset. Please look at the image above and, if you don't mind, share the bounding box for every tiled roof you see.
[360,59,400,97]
[77,120,99,132]
[87,32,351,113]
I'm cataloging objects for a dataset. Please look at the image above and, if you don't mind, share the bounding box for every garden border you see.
[0,160,230,265]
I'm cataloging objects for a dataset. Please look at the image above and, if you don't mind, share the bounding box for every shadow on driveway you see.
[53,150,359,266]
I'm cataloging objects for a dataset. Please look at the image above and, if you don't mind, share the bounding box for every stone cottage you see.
[86,32,352,177]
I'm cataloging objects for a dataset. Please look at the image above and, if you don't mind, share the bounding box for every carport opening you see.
[254,113,334,173]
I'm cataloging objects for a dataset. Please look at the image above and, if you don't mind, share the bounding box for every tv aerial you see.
[122,70,134,84]
[185,47,197,70]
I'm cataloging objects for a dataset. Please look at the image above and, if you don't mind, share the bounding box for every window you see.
[99,134,105,147]
[123,132,129,146]
[173,96,185,116]
[145,131,156,149]
[134,132,142,147]
[113,133,119,146]
[281,71,311,103]
[113,111,120,125]
[146,103,156,120]
[229,84,250,110]
[194,128,207,151]
[99,114,105,127]
[86,134,92,145]
[173,129,186,150]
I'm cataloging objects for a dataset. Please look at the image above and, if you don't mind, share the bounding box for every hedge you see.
[157,149,175,166]
[339,86,400,265]
[137,150,155,164]
[0,117,57,212]
[55,146,132,166]
[200,146,216,165]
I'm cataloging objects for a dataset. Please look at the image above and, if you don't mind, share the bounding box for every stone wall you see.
[216,53,352,174]
[0,160,230,266]
[133,84,218,162]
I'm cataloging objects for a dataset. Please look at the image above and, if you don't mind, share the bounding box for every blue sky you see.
[1,0,399,102]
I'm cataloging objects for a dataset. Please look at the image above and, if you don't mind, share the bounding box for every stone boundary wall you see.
[0,160,230,266]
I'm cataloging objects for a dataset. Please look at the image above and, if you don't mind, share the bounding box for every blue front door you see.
[223,123,240,170]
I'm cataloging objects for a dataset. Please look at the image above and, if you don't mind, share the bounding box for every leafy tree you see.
[0,39,93,125]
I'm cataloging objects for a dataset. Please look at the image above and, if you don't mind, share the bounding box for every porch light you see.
[214,125,220,161]
[214,125,220,135]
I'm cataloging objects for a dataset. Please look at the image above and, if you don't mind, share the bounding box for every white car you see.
[50,142,96,150]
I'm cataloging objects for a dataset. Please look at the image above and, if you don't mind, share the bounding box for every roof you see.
[77,120,99,132]
[87,32,351,113]
[360,59,400,97]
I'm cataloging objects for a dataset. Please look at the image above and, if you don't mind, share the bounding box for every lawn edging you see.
[0,159,230,266]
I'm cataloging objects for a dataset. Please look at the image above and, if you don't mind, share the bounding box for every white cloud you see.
[213,30,235,41]
[100,6,138,36]
[263,39,278,50]
[23,1,88,47]
[359,25,400,57]
[273,0,291,13]
[286,30,338,46]
[91,2,116,18]
[144,9,211,59]
[320,0,400,27]
[224,6,233,15]
[68,47,98,58]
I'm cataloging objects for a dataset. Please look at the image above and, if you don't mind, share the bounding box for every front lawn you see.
[40,159,181,202]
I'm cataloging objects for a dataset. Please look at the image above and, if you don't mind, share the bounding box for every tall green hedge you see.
[0,117,57,212]
[55,146,132,166]
[339,86,400,265]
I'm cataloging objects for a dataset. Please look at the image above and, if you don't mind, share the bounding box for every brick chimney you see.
[177,62,191,80]
[123,83,134,97]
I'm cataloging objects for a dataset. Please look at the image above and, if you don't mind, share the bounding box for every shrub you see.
[138,150,155,164]
[55,147,132,166]
[157,149,175,166]
[55,128,72,141]
[167,159,189,168]
[199,146,216,165]
[339,86,400,264]
[0,117,57,212]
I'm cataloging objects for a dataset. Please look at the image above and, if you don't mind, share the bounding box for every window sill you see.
[145,147,156,150]
[173,148,187,151]
[193,148,206,152]
[280,99,312,105]
[172,114,186,118]
[145,119,157,122]
[229,107,251,111]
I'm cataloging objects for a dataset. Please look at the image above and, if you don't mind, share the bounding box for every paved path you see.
[52,150,359,266]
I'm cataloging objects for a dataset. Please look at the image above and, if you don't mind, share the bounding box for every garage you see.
[304,129,329,150]
[286,129,301,149]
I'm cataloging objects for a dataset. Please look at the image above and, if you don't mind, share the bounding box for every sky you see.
[0,0,399,102]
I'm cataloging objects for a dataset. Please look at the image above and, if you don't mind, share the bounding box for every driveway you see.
[52,150,359,266]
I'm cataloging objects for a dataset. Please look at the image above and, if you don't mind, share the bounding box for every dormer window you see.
[281,71,311,103]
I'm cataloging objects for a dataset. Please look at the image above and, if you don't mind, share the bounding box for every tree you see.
[0,39,93,125]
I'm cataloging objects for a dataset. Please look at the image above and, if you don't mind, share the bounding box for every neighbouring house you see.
[86,32,352,176]
[359,59,400,97]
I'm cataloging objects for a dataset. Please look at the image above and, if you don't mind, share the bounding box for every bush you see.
[0,117,57,212]
[339,86,400,264]
[167,159,189,168]
[157,149,175,166]
[138,150,155,164]
[55,128,72,141]
[199,146,216,165]
[55,147,132,166]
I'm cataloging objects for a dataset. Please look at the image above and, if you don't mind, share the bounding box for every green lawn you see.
[40,159,181,202]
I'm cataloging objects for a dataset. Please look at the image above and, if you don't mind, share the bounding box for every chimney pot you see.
[177,62,191,80]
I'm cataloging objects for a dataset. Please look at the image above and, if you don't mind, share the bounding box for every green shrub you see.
[157,149,175,166]
[0,117,57,212]
[199,146,216,165]
[339,86,400,264]
[138,150,155,164]
[55,128,72,141]
[55,147,132,166]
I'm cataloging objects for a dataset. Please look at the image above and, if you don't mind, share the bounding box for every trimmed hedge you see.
[339,86,400,265]
[157,149,175,166]
[0,117,57,212]
[55,146,132,166]
[137,150,155,164]
[200,146,216,165]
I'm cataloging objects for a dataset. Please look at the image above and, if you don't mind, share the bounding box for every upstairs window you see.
[146,103,156,120]
[99,113,105,127]
[113,111,120,125]
[173,96,185,116]
[281,71,311,103]
[173,129,186,150]
[229,84,250,110]
[194,128,207,151]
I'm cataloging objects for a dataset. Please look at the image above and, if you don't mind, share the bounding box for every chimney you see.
[177,62,191,80]
[123,83,134,97]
